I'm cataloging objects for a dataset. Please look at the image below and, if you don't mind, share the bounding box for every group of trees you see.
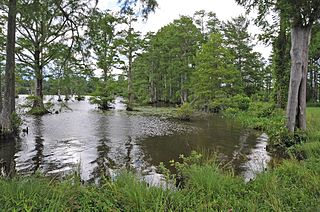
[132,12,270,109]
[1,0,320,135]
[0,0,157,134]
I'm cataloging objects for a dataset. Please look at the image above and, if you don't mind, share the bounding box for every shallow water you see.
[0,96,270,183]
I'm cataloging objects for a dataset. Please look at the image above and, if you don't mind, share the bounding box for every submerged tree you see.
[0,0,16,134]
[16,0,90,114]
[86,10,120,109]
[237,0,320,132]
[118,9,143,111]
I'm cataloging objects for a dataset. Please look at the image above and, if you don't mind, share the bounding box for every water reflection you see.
[32,118,44,173]
[242,133,271,182]
[0,96,270,182]
[0,136,17,177]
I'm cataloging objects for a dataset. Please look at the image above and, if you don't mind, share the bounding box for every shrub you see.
[306,102,320,107]
[10,112,22,133]
[23,95,51,115]
[248,101,275,118]
[269,128,308,156]
[208,95,251,113]
[89,96,115,110]
[176,102,193,120]
[231,95,251,111]
[224,107,240,117]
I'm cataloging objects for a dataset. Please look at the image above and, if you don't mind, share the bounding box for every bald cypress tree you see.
[1,0,16,134]
[237,0,320,132]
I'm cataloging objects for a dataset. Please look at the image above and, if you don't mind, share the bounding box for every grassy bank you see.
[223,102,320,157]
[0,106,319,211]
[1,154,319,211]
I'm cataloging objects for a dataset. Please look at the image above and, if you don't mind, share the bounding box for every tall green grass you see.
[1,158,319,211]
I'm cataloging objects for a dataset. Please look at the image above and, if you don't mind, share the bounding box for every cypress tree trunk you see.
[286,25,312,132]
[32,47,45,112]
[127,48,134,111]
[0,67,2,113]
[313,70,318,102]
[1,0,16,134]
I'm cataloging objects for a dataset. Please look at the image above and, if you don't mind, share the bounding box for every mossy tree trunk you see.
[32,47,45,111]
[274,10,290,108]
[0,65,2,113]
[286,25,312,133]
[127,47,134,111]
[1,0,16,134]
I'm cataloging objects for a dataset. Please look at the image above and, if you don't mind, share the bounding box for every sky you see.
[97,0,272,68]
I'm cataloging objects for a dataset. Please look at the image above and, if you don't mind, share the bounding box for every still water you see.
[0,96,270,183]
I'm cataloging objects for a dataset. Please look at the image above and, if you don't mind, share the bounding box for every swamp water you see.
[0,96,270,184]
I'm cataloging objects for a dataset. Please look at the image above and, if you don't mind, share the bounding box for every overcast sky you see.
[97,0,272,59]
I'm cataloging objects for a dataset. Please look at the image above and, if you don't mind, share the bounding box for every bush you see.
[11,112,22,133]
[208,98,232,112]
[176,102,193,120]
[248,101,275,118]
[89,80,116,110]
[306,102,320,107]
[231,95,251,111]
[224,107,240,117]
[23,95,50,115]
[269,128,308,156]
[208,95,251,113]
[89,96,114,110]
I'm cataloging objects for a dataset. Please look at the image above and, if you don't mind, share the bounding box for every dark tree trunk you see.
[180,73,188,103]
[313,70,318,102]
[32,48,45,110]
[127,49,134,111]
[1,0,16,134]
[0,67,2,113]
[103,68,108,82]
[149,76,155,103]
[286,25,312,132]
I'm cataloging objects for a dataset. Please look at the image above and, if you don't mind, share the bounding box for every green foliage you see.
[23,96,50,115]
[10,112,22,133]
[132,15,202,104]
[272,129,308,154]
[224,103,320,160]
[176,102,193,120]
[223,101,286,147]
[291,107,320,159]
[232,95,251,111]
[247,101,276,118]
[193,10,221,39]
[307,101,320,107]
[222,15,268,97]
[86,10,119,80]
[206,95,251,113]
[89,80,116,110]
[192,32,243,109]
[90,96,115,110]
[28,107,50,116]
[271,11,291,108]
